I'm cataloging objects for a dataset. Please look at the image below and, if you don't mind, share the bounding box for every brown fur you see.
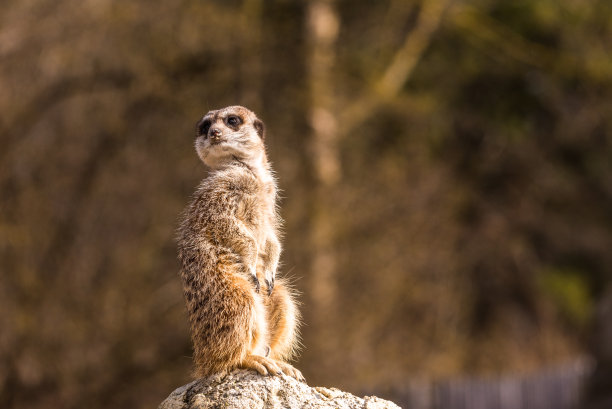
[177,106,303,380]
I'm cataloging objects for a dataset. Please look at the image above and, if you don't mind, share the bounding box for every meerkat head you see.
[194,105,266,169]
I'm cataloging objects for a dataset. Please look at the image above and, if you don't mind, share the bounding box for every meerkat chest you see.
[237,191,275,228]
[212,169,276,242]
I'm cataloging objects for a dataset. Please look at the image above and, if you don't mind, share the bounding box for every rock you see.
[158,369,401,409]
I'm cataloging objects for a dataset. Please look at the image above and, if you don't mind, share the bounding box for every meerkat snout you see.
[208,127,223,144]
[209,127,222,138]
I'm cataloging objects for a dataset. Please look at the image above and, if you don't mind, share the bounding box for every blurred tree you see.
[304,0,341,376]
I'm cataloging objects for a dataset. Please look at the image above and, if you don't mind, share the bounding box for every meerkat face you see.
[194,105,266,169]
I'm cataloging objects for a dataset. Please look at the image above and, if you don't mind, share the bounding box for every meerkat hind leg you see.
[264,279,305,381]
[266,280,299,360]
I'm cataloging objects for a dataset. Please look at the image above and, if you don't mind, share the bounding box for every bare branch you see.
[340,0,451,136]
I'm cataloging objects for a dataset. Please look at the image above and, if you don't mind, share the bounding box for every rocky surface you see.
[158,369,401,409]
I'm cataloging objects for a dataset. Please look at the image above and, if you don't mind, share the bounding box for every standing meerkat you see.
[177,105,303,380]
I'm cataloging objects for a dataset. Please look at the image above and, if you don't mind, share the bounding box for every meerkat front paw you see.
[263,264,276,295]
[249,273,261,293]
[265,274,275,296]
[243,261,261,293]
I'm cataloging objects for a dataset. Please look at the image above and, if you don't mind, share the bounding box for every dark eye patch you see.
[225,115,242,129]
[197,119,211,137]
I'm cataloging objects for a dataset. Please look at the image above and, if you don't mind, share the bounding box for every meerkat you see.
[177,105,303,381]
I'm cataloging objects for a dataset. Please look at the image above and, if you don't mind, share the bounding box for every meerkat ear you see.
[254,119,265,140]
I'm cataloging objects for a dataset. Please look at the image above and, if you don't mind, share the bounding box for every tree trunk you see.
[305,0,341,369]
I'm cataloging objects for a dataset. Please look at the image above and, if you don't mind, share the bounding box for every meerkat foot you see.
[275,360,305,382]
[240,355,282,376]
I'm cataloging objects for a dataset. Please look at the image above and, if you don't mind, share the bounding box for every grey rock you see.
[159,370,401,409]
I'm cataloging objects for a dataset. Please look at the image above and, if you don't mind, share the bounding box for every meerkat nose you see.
[209,128,222,139]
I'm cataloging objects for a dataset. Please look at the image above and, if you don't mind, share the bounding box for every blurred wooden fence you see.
[385,359,593,409]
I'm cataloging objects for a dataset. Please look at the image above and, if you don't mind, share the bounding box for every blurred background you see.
[1,0,612,408]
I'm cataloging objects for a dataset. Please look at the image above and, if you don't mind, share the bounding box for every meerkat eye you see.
[198,120,211,138]
[226,115,242,127]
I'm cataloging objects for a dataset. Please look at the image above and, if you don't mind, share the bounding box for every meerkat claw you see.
[250,274,261,293]
[265,278,274,295]
[274,360,305,382]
